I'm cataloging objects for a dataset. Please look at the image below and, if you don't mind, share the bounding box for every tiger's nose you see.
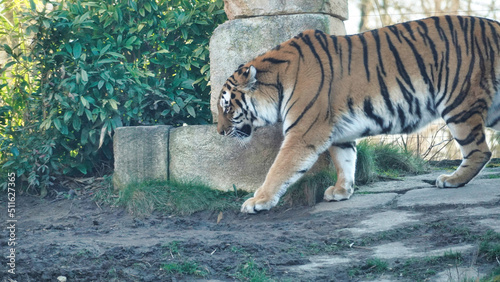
[217,127,226,136]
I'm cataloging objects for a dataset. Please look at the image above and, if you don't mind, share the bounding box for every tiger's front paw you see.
[240,195,276,214]
[323,185,353,201]
[436,174,466,188]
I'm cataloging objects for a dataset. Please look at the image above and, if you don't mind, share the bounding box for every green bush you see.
[0,0,226,191]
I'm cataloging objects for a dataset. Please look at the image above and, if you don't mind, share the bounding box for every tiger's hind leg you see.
[324,142,357,201]
[437,116,492,188]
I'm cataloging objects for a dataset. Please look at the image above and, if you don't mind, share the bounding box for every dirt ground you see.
[2,168,500,282]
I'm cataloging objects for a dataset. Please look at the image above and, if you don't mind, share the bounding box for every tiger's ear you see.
[241,65,257,91]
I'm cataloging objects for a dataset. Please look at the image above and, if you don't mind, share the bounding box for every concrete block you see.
[224,0,349,21]
[113,126,171,189]
[209,14,346,121]
[169,124,331,192]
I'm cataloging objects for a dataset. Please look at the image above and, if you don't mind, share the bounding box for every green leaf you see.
[172,103,180,113]
[53,118,62,131]
[186,106,196,117]
[108,99,119,110]
[125,36,137,47]
[40,119,52,130]
[29,0,36,11]
[2,44,12,55]
[81,69,88,83]
[0,61,16,74]
[10,147,19,157]
[73,42,82,59]
[80,96,89,108]
[98,80,105,89]
[73,117,81,131]
[107,52,125,59]
[2,160,15,169]
[99,44,111,57]
[105,82,114,94]
[200,64,210,74]
[180,79,195,90]
[77,164,87,175]
[64,111,73,123]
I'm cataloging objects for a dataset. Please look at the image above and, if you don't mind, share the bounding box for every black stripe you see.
[283,59,302,119]
[453,124,483,146]
[445,99,488,124]
[397,105,406,129]
[400,33,435,95]
[371,29,386,76]
[363,98,385,128]
[487,21,500,52]
[376,66,394,115]
[402,22,416,41]
[388,25,402,42]
[457,16,470,55]
[345,36,352,75]
[262,57,290,65]
[332,142,356,151]
[358,34,370,81]
[417,20,439,69]
[396,78,414,114]
[331,35,339,53]
[302,112,320,137]
[347,97,355,114]
[289,41,304,59]
[385,32,415,92]
[425,97,437,116]
[433,16,451,107]
[285,34,324,134]
[441,31,477,119]
[479,18,489,59]
[315,30,334,120]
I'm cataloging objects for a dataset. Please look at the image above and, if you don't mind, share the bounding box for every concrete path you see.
[300,166,500,281]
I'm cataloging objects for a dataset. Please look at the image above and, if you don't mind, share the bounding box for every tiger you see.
[216,15,500,214]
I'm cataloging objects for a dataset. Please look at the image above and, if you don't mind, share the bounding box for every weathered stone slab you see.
[373,242,474,260]
[397,179,500,208]
[345,210,420,235]
[311,193,398,214]
[113,126,171,189]
[210,14,345,121]
[169,124,331,192]
[224,0,348,21]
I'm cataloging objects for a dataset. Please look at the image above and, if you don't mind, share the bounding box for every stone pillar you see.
[210,0,348,120]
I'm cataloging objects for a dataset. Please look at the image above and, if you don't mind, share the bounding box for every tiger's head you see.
[217,65,259,140]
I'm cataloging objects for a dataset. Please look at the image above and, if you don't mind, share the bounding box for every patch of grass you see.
[117,180,248,217]
[348,258,389,278]
[392,252,466,281]
[282,170,336,207]
[234,259,272,282]
[355,140,377,184]
[356,140,428,185]
[162,261,208,277]
[163,241,182,257]
[479,230,500,261]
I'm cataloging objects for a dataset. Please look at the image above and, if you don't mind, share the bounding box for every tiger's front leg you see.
[324,142,357,201]
[241,136,323,214]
